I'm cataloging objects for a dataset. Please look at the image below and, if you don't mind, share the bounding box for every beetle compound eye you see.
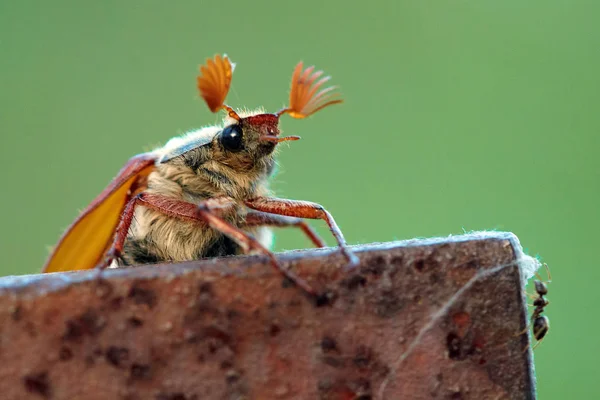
[220,125,244,152]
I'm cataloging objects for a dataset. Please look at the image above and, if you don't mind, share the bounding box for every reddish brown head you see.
[196,54,342,149]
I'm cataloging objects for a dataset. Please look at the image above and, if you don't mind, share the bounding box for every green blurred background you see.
[1,0,598,397]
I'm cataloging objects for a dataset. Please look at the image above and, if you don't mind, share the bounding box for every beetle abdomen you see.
[202,235,241,258]
[121,238,161,266]
[121,233,242,266]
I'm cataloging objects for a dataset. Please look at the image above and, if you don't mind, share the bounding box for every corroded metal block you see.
[0,232,538,399]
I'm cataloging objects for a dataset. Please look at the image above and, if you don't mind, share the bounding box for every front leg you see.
[98,193,318,296]
[244,197,358,266]
[243,211,327,248]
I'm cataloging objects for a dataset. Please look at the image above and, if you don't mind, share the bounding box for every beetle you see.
[43,54,357,295]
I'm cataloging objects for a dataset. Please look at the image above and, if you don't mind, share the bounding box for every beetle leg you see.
[244,197,358,267]
[98,193,317,296]
[196,205,317,295]
[96,195,138,269]
[242,211,327,248]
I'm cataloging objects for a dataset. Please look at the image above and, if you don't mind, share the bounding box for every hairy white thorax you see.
[122,108,276,264]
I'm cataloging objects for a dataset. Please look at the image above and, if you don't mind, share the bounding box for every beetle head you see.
[197,54,341,158]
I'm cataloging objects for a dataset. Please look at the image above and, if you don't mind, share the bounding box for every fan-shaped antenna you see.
[197,54,239,120]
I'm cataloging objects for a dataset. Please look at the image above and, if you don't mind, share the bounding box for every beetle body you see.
[43,54,356,295]
[122,112,276,265]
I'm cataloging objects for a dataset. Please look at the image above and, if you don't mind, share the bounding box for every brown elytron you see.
[44,54,356,297]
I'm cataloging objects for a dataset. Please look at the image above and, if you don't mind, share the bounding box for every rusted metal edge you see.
[0,231,539,294]
[0,231,541,400]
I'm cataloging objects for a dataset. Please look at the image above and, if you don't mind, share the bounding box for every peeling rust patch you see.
[128,284,157,308]
[317,377,372,400]
[314,290,336,307]
[94,279,114,299]
[108,296,123,310]
[11,304,23,321]
[413,259,425,272]
[62,309,105,342]
[353,345,373,369]
[106,346,130,368]
[130,363,152,381]
[341,274,367,290]
[281,276,295,288]
[374,290,405,318]
[269,324,281,337]
[320,336,339,353]
[23,372,51,398]
[198,281,213,295]
[127,316,144,328]
[156,393,198,400]
[364,255,386,275]
[58,346,73,361]
[447,332,464,360]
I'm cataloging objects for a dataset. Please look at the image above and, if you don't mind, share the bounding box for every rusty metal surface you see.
[0,235,535,400]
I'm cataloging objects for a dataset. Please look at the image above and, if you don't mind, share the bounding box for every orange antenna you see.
[276,61,343,119]
[197,54,240,120]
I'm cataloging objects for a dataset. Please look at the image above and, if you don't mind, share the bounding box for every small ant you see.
[519,263,551,352]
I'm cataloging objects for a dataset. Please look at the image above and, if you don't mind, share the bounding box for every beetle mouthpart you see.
[259,135,301,143]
